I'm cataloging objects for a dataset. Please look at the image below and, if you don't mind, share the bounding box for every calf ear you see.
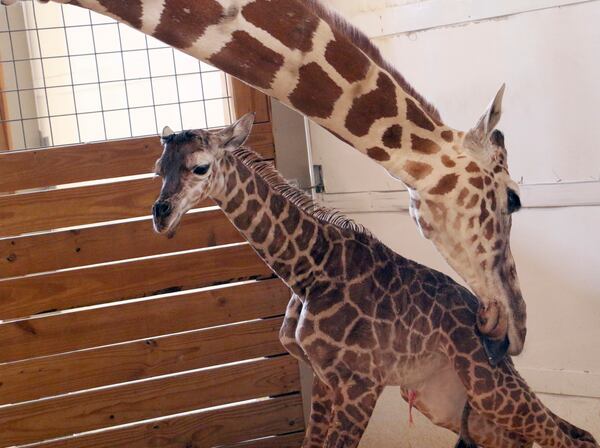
[161,125,175,143]
[218,112,255,150]
[467,84,505,146]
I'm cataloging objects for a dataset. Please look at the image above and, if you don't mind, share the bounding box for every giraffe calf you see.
[152,114,597,448]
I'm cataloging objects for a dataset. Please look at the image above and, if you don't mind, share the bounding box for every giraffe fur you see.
[151,115,597,448]
[7,0,532,360]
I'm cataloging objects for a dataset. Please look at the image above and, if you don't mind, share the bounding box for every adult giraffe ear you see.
[219,112,255,150]
[161,125,175,143]
[466,84,505,146]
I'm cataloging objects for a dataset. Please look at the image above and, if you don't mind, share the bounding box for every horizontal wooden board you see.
[32,394,304,448]
[0,209,243,278]
[0,177,211,239]
[226,432,305,448]
[0,355,300,447]
[0,123,274,193]
[0,317,286,405]
[0,244,272,320]
[0,279,289,363]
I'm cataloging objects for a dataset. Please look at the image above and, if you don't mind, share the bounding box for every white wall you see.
[300,0,600,445]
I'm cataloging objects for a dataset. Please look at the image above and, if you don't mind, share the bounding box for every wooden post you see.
[229,76,271,123]
[0,62,12,150]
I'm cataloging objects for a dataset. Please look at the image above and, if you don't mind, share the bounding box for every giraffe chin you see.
[153,220,178,239]
[476,300,509,340]
[160,221,180,239]
[476,300,510,365]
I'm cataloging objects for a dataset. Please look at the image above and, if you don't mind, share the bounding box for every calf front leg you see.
[302,376,335,448]
[323,378,382,448]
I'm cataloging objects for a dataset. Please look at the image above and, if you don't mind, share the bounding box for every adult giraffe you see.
[2,0,526,360]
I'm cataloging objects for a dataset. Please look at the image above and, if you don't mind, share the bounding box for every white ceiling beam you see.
[352,0,597,38]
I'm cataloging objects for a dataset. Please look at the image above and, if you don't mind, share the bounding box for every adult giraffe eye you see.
[507,189,521,214]
[192,164,210,176]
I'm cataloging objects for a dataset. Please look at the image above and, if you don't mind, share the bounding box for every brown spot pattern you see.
[345,73,398,137]
[479,199,490,225]
[441,130,454,142]
[487,190,497,211]
[270,195,285,218]
[251,214,271,244]
[404,160,433,180]
[441,155,456,168]
[320,304,358,342]
[429,174,459,195]
[289,62,343,118]
[233,199,261,230]
[484,220,494,240]
[411,135,441,154]
[457,188,469,206]
[406,98,435,131]
[466,194,479,209]
[382,125,402,149]
[466,162,481,173]
[268,224,285,255]
[326,32,370,83]
[367,147,390,162]
[100,0,143,29]
[469,177,484,189]
[210,31,284,89]
[242,0,319,52]
[154,0,223,48]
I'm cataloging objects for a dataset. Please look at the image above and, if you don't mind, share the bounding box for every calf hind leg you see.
[401,364,531,448]
[446,325,598,448]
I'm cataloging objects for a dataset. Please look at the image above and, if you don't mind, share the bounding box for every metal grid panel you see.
[0,0,233,150]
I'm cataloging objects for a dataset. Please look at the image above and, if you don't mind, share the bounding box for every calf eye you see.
[192,164,210,176]
[507,189,521,214]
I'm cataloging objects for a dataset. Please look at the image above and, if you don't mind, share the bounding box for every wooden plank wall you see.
[0,82,305,448]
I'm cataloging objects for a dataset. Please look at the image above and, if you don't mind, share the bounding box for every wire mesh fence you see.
[0,0,233,151]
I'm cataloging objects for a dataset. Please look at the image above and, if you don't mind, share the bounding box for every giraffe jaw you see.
[152,211,183,239]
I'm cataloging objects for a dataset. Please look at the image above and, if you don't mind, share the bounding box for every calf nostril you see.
[153,201,171,218]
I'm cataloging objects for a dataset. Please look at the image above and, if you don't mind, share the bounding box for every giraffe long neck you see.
[210,150,334,296]
[71,0,457,187]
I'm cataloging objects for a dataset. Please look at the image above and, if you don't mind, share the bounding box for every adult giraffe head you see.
[403,85,525,360]
[1,0,526,361]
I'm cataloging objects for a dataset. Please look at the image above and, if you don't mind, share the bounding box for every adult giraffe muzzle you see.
[4,0,527,362]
